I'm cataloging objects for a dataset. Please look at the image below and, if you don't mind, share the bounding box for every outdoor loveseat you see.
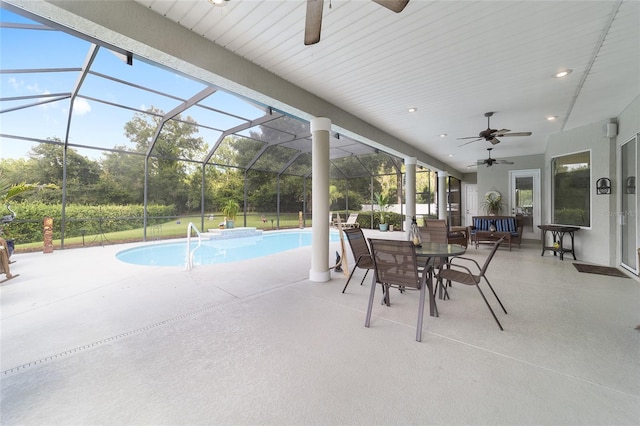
[470,215,523,251]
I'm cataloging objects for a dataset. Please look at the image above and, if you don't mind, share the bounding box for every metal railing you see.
[185,222,202,271]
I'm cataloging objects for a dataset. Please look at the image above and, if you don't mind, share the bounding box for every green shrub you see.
[554,208,587,226]
[1,202,177,243]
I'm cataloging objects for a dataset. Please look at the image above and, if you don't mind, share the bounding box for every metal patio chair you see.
[341,227,374,293]
[436,237,508,330]
[365,238,434,342]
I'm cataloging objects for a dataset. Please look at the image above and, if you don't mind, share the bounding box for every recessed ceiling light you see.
[554,69,572,78]
[547,115,559,121]
[440,134,447,138]
[408,107,417,113]
[208,0,229,6]
[448,154,454,157]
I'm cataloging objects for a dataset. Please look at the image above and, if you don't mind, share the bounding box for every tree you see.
[27,141,101,203]
[123,107,206,211]
[99,147,145,204]
[329,185,343,210]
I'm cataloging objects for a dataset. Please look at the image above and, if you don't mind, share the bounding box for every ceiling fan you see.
[305,0,410,45]
[469,148,514,168]
[457,112,532,147]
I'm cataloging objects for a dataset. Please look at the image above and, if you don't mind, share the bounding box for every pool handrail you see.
[186,222,202,271]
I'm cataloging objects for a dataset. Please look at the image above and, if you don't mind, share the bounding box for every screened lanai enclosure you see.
[0,5,458,250]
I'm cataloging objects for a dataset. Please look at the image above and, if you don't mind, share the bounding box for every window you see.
[552,151,591,227]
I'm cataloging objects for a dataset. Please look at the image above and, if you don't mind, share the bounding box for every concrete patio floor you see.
[1,229,639,425]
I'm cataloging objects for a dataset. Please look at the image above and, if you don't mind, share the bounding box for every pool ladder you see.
[185,222,202,271]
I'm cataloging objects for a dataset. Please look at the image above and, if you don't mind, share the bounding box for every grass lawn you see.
[14,212,311,253]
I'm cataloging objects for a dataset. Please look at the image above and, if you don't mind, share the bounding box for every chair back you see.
[479,236,505,276]
[421,219,448,243]
[425,219,447,228]
[345,213,358,224]
[343,228,372,266]
[368,238,421,289]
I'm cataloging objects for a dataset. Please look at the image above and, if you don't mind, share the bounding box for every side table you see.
[538,225,580,260]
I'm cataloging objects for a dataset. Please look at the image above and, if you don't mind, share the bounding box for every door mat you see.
[573,263,629,278]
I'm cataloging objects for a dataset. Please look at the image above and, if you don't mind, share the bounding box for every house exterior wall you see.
[468,96,639,267]
[476,154,545,217]
[545,119,618,265]
[617,95,639,143]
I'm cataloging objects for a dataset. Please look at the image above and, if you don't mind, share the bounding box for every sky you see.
[0,7,267,162]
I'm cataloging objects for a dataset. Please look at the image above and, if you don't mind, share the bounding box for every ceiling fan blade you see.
[497,160,515,165]
[492,129,511,136]
[499,132,532,137]
[304,0,324,45]
[458,138,482,147]
[457,136,482,140]
[371,0,410,13]
[489,137,501,145]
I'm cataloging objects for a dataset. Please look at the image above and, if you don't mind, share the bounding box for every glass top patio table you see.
[415,242,467,258]
[414,242,467,306]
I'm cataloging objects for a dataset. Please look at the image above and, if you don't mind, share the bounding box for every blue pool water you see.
[116,231,340,266]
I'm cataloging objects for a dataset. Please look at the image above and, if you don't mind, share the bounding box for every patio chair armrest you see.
[437,262,476,277]
[448,255,482,271]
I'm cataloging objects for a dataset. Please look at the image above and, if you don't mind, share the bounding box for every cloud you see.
[8,77,21,90]
[72,98,92,116]
[7,77,41,94]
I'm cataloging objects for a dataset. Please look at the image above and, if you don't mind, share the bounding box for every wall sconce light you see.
[596,178,611,195]
[626,176,636,194]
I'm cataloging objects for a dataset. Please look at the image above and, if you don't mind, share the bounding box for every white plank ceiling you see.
[136,0,638,172]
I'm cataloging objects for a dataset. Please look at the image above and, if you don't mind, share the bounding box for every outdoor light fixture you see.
[626,176,636,194]
[596,177,611,195]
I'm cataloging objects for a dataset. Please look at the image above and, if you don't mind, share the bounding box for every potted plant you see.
[482,190,504,215]
[374,192,390,231]
[222,200,240,229]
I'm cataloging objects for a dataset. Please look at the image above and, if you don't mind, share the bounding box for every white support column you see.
[405,157,417,239]
[309,117,331,282]
[438,172,448,220]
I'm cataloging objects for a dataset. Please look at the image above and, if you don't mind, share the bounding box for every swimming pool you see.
[116,230,340,266]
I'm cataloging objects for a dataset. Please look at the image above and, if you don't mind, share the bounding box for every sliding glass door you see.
[620,135,638,273]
